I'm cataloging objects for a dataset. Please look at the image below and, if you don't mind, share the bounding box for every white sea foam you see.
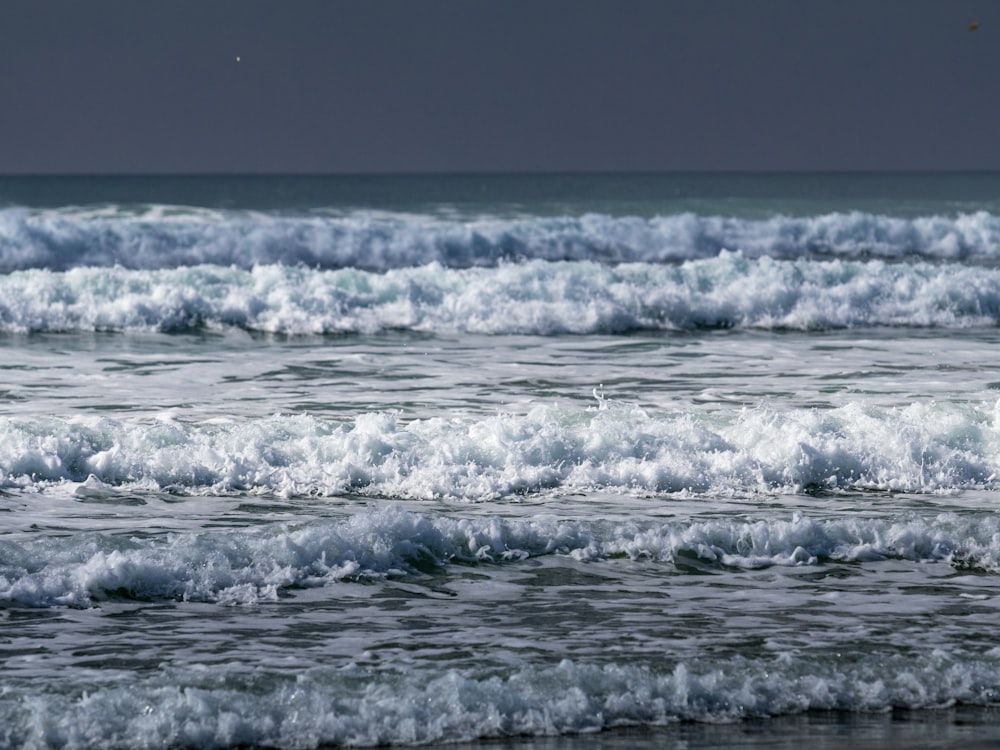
[2,647,1000,748]
[3,255,1000,334]
[2,206,999,272]
[3,399,999,499]
[3,506,1000,608]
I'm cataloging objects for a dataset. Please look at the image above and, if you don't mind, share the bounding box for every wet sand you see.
[419,707,1000,750]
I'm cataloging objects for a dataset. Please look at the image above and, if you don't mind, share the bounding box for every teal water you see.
[3,171,1000,216]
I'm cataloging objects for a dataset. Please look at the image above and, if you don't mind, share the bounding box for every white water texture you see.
[3,399,999,498]
[1,207,998,272]
[3,254,1000,333]
[3,506,1000,608]
[4,651,1000,749]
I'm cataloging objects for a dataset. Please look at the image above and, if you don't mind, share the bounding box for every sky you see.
[1,0,998,174]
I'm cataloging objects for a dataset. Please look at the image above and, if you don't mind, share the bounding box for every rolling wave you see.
[2,255,1000,334]
[3,398,997,499]
[4,650,998,747]
[4,506,1000,608]
[1,206,999,272]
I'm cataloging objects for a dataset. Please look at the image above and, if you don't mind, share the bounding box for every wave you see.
[4,255,1000,334]
[3,399,999,500]
[2,206,1000,272]
[4,506,1000,608]
[4,650,999,748]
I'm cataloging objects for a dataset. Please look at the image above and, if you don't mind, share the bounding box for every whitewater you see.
[3,173,1000,749]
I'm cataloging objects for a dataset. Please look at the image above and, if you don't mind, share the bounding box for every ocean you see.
[3,172,1000,749]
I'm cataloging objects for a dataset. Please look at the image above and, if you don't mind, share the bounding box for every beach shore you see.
[421,707,1000,750]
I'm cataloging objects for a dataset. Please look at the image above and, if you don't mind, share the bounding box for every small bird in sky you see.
[969,20,979,31]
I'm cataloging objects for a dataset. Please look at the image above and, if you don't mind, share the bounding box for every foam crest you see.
[0,507,576,607]
[3,399,1000,499]
[4,255,1000,334]
[3,507,1000,608]
[3,651,1000,747]
[2,206,1000,273]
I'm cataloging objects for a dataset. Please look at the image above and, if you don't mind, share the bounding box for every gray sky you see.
[1,0,997,173]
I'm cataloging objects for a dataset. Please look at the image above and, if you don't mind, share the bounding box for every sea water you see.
[3,173,1000,748]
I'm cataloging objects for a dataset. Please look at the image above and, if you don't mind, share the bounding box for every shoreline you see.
[412,707,1000,750]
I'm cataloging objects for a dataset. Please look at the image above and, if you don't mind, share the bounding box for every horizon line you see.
[3,168,1000,178]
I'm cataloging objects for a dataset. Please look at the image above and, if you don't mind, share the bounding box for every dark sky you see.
[2,0,997,173]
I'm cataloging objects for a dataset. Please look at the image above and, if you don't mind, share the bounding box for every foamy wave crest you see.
[4,507,1000,608]
[3,650,1000,747]
[2,206,999,272]
[3,399,1000,498]
[4,254,1000,333]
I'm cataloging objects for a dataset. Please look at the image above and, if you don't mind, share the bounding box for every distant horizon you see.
[3,169,1000,178]
[3,171,999,215]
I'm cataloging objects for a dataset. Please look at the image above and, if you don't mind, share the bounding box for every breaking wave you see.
[4,505,1000,608]
[4,254,1000,334]
[4,650,999,748]
[1,206,999,272]
[3,398,1000,499]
